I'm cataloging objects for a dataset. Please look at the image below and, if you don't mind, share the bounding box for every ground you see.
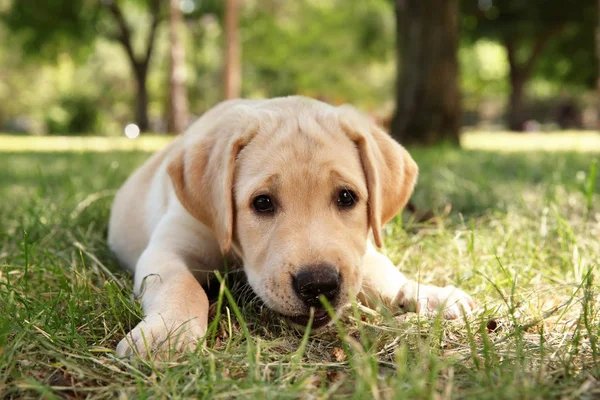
[0,133,599,399]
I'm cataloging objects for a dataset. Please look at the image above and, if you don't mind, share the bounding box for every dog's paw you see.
[116,314,207,359]
[394,281,475,320]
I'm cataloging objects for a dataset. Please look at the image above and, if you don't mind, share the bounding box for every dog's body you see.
[109,97,474,357]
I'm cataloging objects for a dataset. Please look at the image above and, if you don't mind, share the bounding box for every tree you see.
[597,0,600,125]
[106,0,161,131]
[239,0,393,106]
[462,0,597,131]
[167,0,189,134]
[390,0,461,146]
[224,0,241,99]
[3,0,163,131]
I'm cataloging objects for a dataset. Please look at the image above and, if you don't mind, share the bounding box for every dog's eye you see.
[253,195,275,213]
[337,189,357,208]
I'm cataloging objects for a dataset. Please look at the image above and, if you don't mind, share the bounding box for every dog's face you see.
[169,97,418,329]
[232,120,369,327]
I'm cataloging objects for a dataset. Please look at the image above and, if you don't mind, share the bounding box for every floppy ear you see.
[167,110,260,254]
[339,107,418,248]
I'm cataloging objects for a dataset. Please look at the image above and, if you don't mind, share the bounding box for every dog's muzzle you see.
[286,263,341,328]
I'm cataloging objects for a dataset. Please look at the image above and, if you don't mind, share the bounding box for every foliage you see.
[240,0,394,106]
[459,39,509,112]
[45,93,100,135]
[0,0,397,134]
[0,0,169,132]
[1,0,100,61]
[535,22,598,89]
[461,0,597,88]
[0,0,597,134]
[1,135,599,397]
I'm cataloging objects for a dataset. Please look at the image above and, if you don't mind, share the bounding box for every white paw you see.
[116,313,207,359]
[394,281,476,319]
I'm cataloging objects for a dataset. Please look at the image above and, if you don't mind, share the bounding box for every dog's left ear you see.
[167,106,260,254]
[338,107,418,248]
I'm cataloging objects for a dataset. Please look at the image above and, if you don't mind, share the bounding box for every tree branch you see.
[105,0,139,68]
[143,0,161,67]
[523,24,566,77]
[504,36,518,74]
[504,23,566,81]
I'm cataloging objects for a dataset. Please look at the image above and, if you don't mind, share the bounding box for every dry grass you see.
[462,131,600,153]
[0,133,599,399]
[2,131,599,153]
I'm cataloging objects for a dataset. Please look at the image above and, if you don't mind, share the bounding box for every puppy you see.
[108,96,474,357]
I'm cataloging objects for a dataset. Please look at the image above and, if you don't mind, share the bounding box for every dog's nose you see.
[293,264,341,307]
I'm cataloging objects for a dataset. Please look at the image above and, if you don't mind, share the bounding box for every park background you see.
[1,0,599,140]
[1,1,600,399]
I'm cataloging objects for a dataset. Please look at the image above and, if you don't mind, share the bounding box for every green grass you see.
[1,134,599,399]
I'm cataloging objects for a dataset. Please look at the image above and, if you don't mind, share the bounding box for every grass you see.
[2,131,599,153]
[0,133,599,399]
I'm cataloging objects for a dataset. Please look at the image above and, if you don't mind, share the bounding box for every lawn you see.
[0,133,599,399]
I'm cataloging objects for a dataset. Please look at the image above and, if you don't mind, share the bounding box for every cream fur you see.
[108,96,474,358]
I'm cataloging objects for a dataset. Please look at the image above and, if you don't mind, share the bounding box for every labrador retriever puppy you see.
[108,96,474,357]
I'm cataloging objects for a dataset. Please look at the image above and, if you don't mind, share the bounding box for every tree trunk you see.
[508,71,527,131]
[597,0,600,128]
[105,0,160,133]
[134,64,150,132]
[391,0,461,146]
[167,0,189,134]
[503,29,562,132]
[224,0,241,99]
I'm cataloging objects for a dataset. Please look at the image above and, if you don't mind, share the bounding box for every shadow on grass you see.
[1,148,598,229]
[0,151,152,275]
[410,148,598,218]
[1,147,596,272]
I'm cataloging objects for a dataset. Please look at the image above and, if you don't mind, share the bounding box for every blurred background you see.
[0,0,598,144]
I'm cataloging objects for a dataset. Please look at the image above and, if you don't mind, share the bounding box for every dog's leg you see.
[116,217,220,358]
[358,242,475,319]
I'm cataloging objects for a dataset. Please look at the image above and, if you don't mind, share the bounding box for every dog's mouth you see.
[284,308,332,329]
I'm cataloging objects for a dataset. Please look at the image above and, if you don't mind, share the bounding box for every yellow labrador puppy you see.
[108,96,474,357]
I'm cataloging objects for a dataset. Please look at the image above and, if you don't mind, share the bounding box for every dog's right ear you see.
[167,107,260,254]
[338,106,418,248]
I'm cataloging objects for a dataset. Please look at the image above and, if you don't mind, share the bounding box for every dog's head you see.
[168,97,417,328]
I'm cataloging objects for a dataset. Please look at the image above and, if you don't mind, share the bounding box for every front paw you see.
[394,281,476,319]
[116,313,207,359]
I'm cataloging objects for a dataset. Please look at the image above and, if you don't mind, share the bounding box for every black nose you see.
[293,264,341,307]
